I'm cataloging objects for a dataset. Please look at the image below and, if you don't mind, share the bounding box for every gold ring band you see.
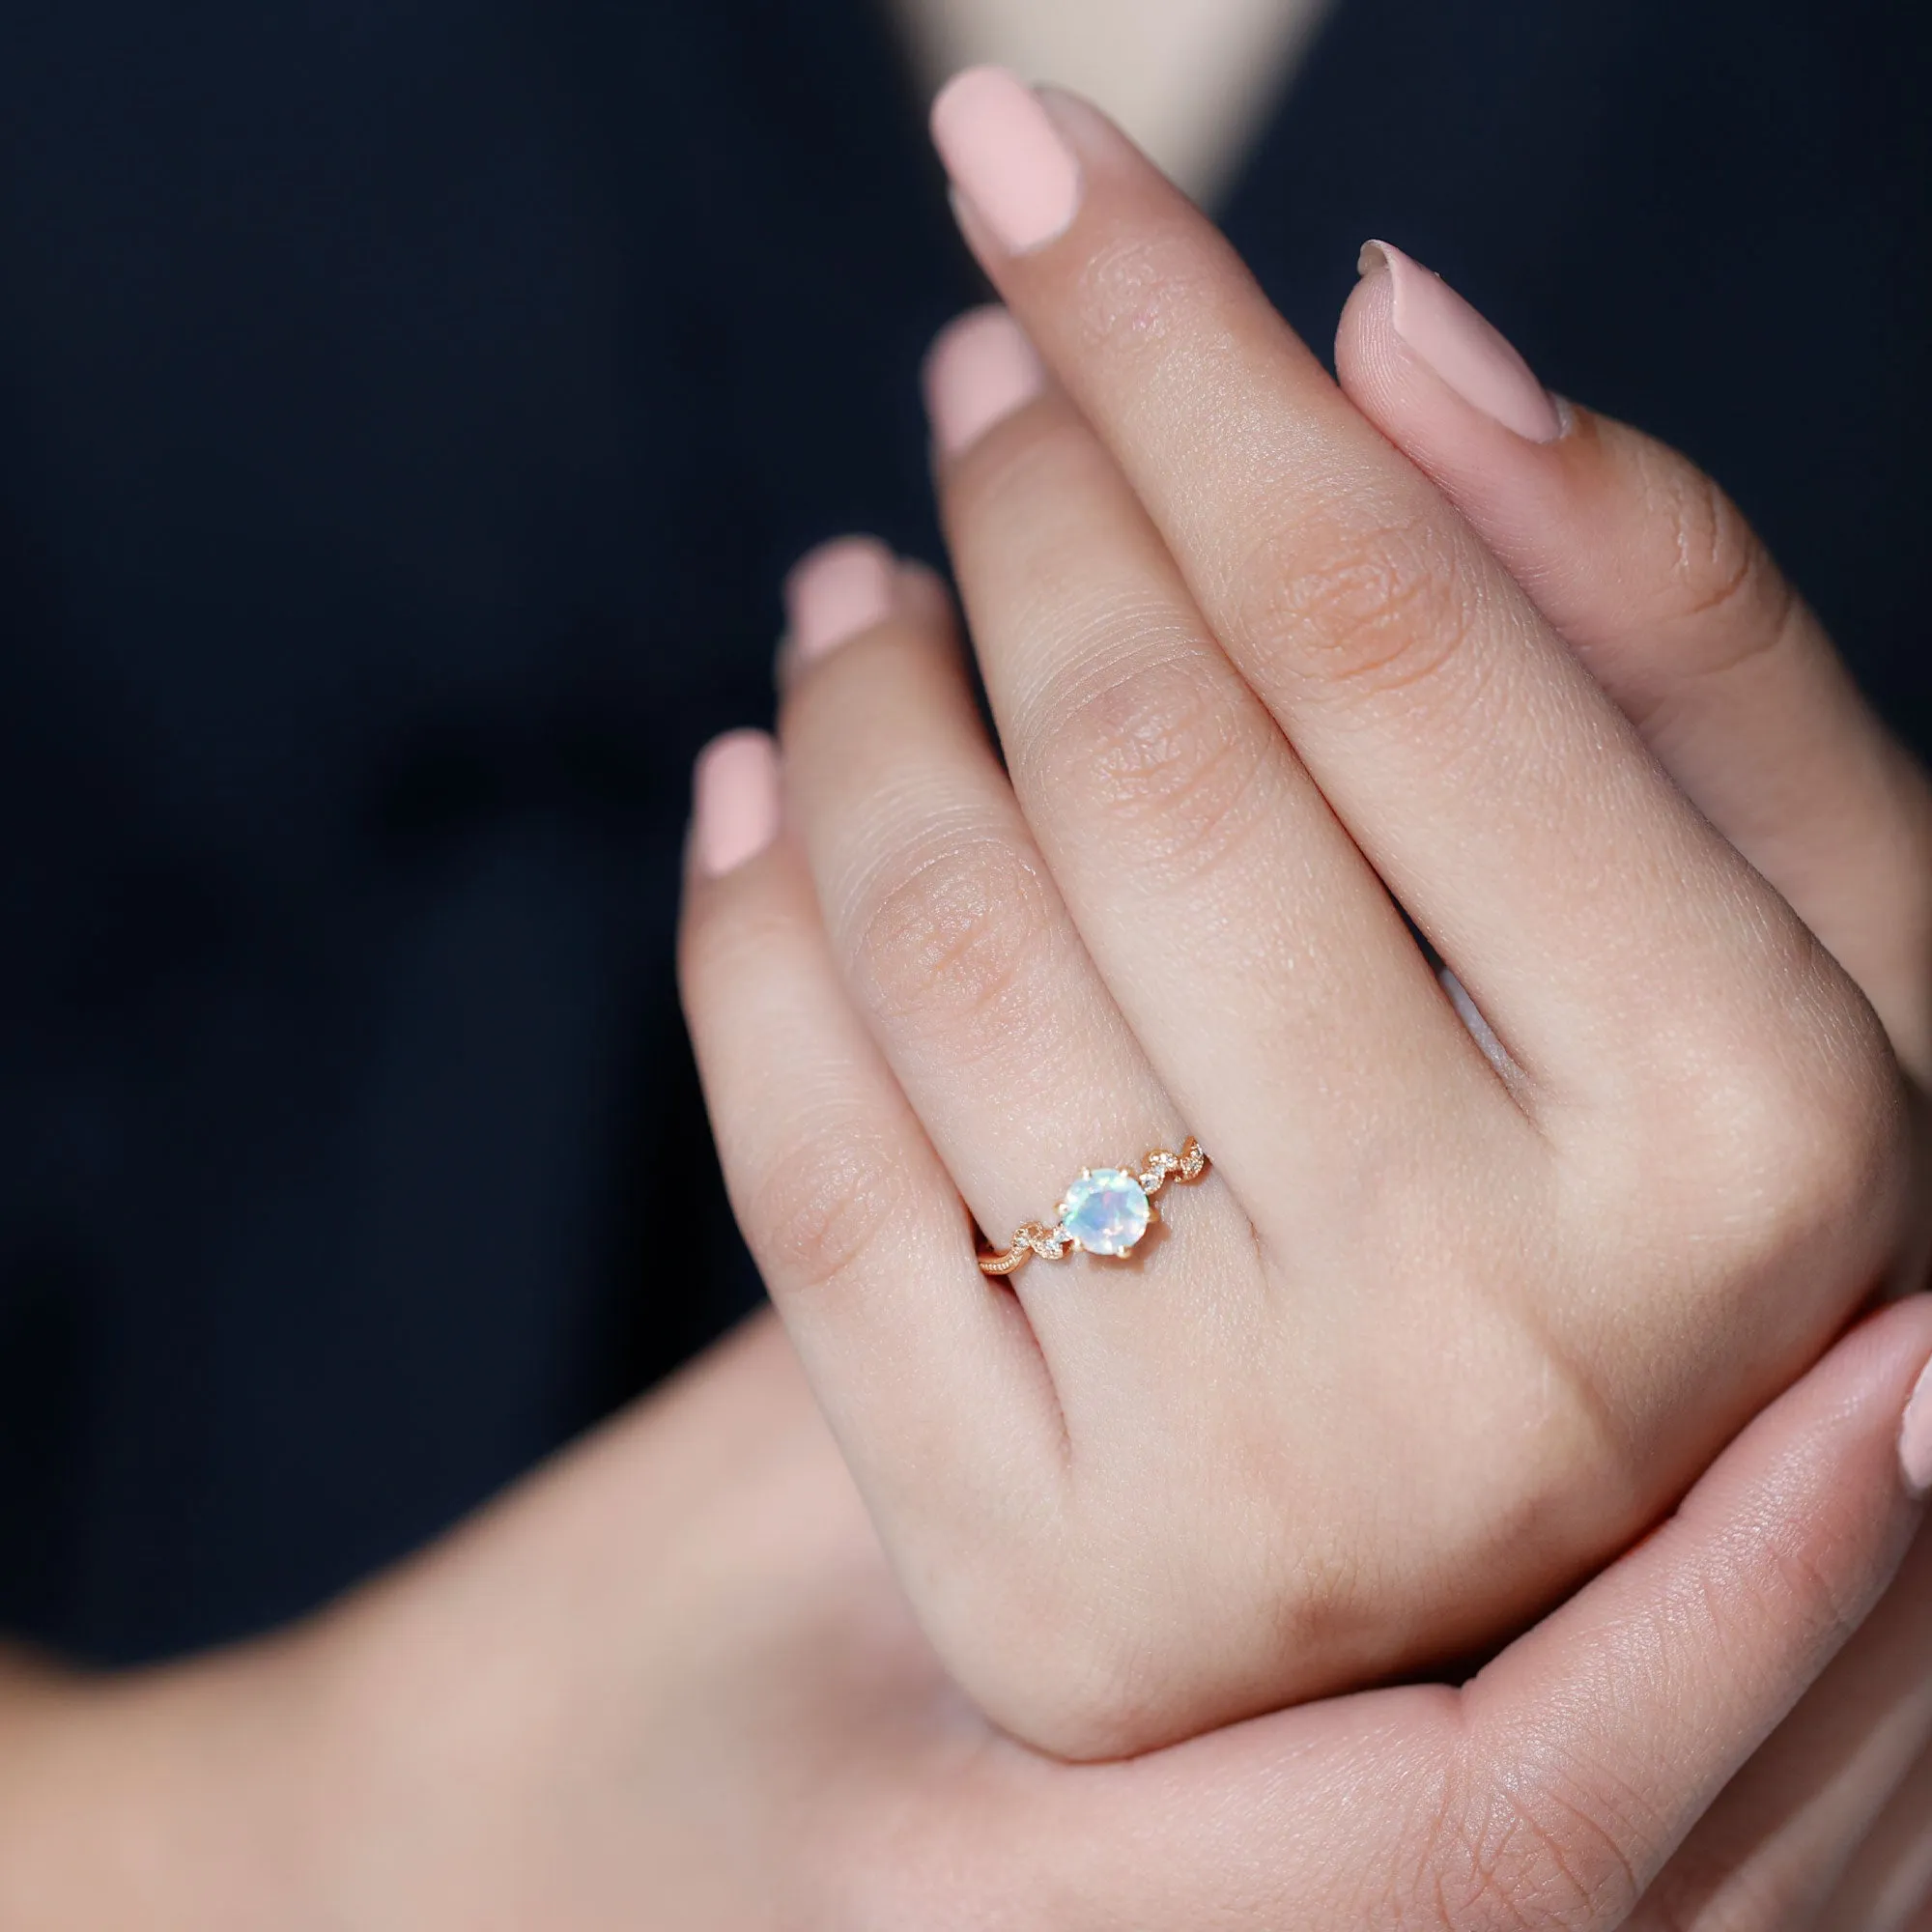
[977,1138,1208,1276]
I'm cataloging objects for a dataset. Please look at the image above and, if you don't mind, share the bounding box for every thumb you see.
[1001,1302,1932,1930]
[1466,1295,1932,1918]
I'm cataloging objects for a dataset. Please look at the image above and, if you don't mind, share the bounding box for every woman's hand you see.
[1341,230,1932,1932]
[679,73,1929,1760]
[7,1299,1924,1928]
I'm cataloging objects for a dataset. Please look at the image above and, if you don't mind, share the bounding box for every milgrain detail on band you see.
[978,1138,1208,1277]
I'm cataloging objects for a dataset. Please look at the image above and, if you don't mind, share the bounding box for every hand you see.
[6,1300,1925,1928]
[677,72,1930,1758]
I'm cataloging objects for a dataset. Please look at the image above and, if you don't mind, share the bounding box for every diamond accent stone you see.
[1057,1169,1151,1258]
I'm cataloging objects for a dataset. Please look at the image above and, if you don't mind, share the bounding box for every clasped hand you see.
[8,72,1932,1932]
[683,71,1931,1774]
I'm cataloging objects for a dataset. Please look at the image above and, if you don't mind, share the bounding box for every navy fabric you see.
[0,0,1924,1660]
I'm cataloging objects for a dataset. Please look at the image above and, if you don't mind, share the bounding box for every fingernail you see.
[930,67,1082,255]
[784,536,896,665]
[1358,241,1562,444]
[924,307,1046,456]
[693,730,780,877]
[1902,1354,1932,1497]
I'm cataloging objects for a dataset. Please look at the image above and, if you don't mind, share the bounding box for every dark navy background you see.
[0,0,1925,1661]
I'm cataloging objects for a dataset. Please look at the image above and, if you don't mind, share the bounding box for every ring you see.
[977,1138,1208,1276]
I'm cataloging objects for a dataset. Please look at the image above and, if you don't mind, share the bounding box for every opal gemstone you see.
[1057,1169,1151,1257]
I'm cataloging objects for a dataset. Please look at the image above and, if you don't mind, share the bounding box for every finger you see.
[1637,1519,1932,1927]
[1826,1724,1932,1932]
[923,306,1518,1247]
[677,729,1060,1545]
[1474,1298,1932,1918]
[776,539,1228,1382]
[1337,242,1932,1084]
[926,71,1810,1097]
[975,1304,1932,1929]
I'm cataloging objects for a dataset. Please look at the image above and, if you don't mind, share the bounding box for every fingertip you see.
[893,556,955,633]
[692,729,781,880]
[930,67,1083,256]
[783,535,898,666]
[1335,242,1402,409]
[1340,240,1562,446]
[923,305,1047,458]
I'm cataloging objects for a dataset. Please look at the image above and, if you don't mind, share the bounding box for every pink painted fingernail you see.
[784,536,896,664]
[1358,242,1562,444]
[930,67,1082,255]
[924,307,1046,456]
[693,730,780,877]
[1902,1354,1932,1497]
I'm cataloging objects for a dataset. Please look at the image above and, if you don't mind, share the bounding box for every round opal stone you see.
[1057,1169,1151,1258]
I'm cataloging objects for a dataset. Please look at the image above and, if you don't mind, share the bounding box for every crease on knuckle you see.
[1411,1740,1647,1932]
[752,1117,911,1300]
[1043,648,1272,888]
[1631,455,1800,713]
[1239,510,1486,706]
[1754,1519,1876,1661]
[849,827,1056,1048]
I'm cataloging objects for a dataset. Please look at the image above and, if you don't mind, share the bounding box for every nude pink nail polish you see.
[784,536,895,664]
[1359,241,1562,444]
[924,307,1046,456]
[693,730,780,877]
[930,67,1082,255]
[1902,1355,1932,1497]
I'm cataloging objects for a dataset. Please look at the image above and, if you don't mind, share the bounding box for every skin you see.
[0,1302,1926,1929]
[679,88,1932,1765]
[2,69,1926,1932]
[886,0,1329,200]
[1,286,1922,1932]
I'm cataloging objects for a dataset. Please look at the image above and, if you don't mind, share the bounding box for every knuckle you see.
[1392,1745,1646,1931]
[1041,649,1272,888]
[749,1117,911,1300]
[1682,982,1908,1266]
[1639,449,1797,668]
[1751,1528,1873,1667]
[848,826,1056,1048]
[991,1630,1155,1763]
[1239,509,1487,706]
[973,1581,1226,1765]
[965,1513,1378,1763]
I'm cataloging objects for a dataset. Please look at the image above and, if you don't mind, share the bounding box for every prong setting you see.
[978,1138,1207,1275]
